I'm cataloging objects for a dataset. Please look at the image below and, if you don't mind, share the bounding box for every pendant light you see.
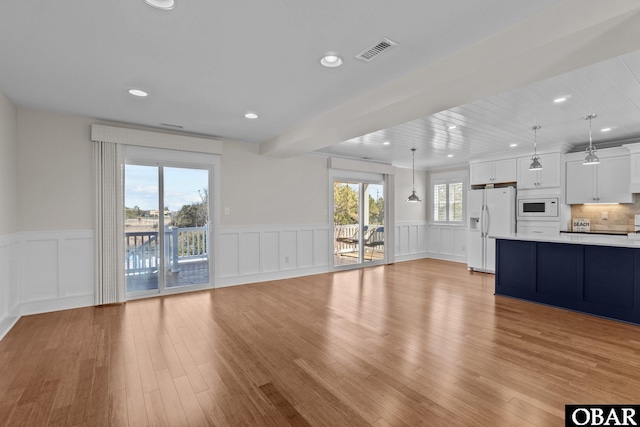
[583,114,599,165]
[529,125,542,171]
[406,148,421,202]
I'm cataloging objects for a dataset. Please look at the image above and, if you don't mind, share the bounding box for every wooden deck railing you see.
[126,226,208,276]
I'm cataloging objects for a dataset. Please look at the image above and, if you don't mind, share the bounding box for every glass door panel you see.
[124,164,160,292]
[163,167,210,288]
[364,183,384,263]
[334,181,360,267]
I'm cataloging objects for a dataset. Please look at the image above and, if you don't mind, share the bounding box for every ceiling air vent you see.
[355,37,398,63]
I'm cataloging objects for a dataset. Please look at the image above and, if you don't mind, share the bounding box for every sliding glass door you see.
[333,178,385,268]
[124,158,212,297]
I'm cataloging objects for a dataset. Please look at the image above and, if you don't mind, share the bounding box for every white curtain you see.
[93,140,125,305]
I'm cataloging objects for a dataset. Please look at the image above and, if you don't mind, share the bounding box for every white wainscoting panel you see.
[239,232,260,275]
[394,222,428,262]
[18,230,94,316]
[219,233,240,277]
[0,233,20,340]
[426,224,467,263]
[218,225,330,287]
[1,230,94,341]
[261,231,280,273]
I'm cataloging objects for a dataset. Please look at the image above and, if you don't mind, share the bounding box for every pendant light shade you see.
[529,125,542,171]
[406,148,421,203]
[583,114,600,166]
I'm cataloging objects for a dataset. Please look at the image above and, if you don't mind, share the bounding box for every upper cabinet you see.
[623,143,640,193]
[516,152,561,189]
[470,158,516,185]
[565,149,632,204]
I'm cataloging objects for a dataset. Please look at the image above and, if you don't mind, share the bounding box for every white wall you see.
[17,108,95,231]
[0,91,18,338]
[393,166,430,261]
[426,167,469,263]
[0,91,17,234]
[220,141,327,226]
[394,166,428,223]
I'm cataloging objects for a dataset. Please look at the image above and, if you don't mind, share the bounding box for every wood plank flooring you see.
[2,258,640,426]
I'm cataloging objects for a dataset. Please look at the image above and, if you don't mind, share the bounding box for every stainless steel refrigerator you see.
[467,186,516,273]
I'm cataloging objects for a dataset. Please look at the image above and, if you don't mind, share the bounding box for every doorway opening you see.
[333,179,385,268]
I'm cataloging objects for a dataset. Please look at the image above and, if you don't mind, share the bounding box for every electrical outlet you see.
[602,211,608,220]
[284,256,290,263]
[224,207,230,215]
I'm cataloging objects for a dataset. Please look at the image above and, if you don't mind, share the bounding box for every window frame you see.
[431,177,466,224]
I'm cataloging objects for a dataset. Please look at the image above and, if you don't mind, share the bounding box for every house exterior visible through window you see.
[433,181,463,222]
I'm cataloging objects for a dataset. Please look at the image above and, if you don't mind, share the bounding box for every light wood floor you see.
[2,258,640,426]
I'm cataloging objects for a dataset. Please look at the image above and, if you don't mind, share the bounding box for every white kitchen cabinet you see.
[623,143,640,192]
[517,153,561,189]
[470,158,516,185]
[597,156,632,203]
[566,155,632,204]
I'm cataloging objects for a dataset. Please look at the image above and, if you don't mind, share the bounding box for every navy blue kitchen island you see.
[495,234,640,325]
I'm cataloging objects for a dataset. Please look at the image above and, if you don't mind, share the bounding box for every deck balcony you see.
[125,225,209,292]
[334,224,384,266]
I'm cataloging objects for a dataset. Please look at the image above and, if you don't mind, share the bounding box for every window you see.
[433,181,463,222]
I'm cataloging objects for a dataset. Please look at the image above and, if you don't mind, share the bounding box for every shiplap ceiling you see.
[317,49,640,170]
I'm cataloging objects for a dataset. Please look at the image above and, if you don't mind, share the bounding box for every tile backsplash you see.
[571,200,640,232]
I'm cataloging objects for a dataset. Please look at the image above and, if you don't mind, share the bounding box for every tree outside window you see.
[433,181,463,222]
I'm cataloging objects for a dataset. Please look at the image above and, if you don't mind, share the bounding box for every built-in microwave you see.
[517,197,559,219]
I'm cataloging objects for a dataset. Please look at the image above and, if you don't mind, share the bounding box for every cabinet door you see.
[516,156,539,189]
[537,153,560,188]
[566,160,596,204]
[470,162,494,185]
[493,158,517,184]
[597,156,633,203]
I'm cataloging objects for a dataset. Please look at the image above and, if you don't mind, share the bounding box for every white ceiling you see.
[2,1,640,170]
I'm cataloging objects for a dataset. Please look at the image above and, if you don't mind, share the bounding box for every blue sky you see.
[125,165,208,211]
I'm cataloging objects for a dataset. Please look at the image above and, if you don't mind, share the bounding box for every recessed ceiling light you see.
[383,141,391,145]
[320,54,343,68]
[447,154,454,158]
[144,0,175,10]
[448,125,457,130]
[510,143,518,147]
[601,127,611,132]
[128,89,148,97]
[244,112,258,119]
[553,97,567,103]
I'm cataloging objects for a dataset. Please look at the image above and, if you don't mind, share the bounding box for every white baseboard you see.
[216,266,329,288]
[425,252,467,264]
[19,293,94,317]
[0,315,20,341]
[394,252,430,263]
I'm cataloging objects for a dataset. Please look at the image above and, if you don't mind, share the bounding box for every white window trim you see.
[429,170,469,227]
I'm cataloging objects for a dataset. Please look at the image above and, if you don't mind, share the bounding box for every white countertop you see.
[491,233,640,248]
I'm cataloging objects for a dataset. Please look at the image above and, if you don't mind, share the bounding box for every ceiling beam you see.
[260,0,640,158]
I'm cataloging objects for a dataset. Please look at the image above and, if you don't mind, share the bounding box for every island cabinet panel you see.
[583,246,635,309]
[536,242,581,300]
[495,239,535,292]
[495,239,640,325]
